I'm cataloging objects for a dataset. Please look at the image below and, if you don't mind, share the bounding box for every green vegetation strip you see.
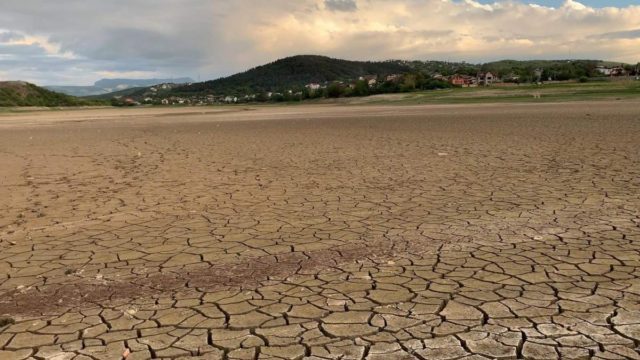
[360,81,640,105]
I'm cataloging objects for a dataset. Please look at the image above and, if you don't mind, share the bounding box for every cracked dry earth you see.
[0,102,639,360]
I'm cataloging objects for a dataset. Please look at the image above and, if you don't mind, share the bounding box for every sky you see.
[477,0,639,6]
[0,0,639,86]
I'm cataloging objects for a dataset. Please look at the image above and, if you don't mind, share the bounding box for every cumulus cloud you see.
[0,0,638,85]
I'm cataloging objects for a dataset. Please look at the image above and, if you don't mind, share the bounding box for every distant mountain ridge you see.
[46,77,193,96]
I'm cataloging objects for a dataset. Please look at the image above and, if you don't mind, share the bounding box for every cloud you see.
[96,70,161,79]
[0,30,75,59]
[463,0,494,11]
[0,31,25,43]
[246,0,640,62]
[324,0,358,12]
[596,29,640,40]
[562,0,590,11]
[0,0,639,85]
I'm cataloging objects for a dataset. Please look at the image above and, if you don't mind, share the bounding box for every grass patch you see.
[356,80,640,105]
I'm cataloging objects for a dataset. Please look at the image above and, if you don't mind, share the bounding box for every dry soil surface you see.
[0,102,639,360]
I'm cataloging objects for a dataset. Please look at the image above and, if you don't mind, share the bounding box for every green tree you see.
[352,80,369,97]
[326,83,343,98]
[110,98,124,107]
[256,92,269,102]
[401,74,417,92]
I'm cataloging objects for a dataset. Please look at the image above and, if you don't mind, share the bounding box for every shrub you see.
[0,316,15,328]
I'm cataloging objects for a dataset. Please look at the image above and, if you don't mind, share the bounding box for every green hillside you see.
[174,55,415,95]
[171,56,633,97]
[0,81,94,107]
[480,60,606,81]
[87,55,638,103]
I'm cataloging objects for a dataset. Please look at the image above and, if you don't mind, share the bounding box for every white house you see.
[478,72,495,86]
[596,66,626,76]
[359,75,378,87]
[386,74,401,82]
[596,66,613,76]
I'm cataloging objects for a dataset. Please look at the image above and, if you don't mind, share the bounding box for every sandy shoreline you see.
[1,98,639,127]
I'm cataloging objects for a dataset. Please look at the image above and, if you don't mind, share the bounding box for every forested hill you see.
[174,55,415,94]
[169,55,623,97]
[0,81,87,107]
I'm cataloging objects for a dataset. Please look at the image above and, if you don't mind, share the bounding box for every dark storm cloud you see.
[66,27,210,65]
[0,0,226,84]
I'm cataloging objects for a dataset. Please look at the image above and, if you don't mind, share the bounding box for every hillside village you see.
[108,58,640,106]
